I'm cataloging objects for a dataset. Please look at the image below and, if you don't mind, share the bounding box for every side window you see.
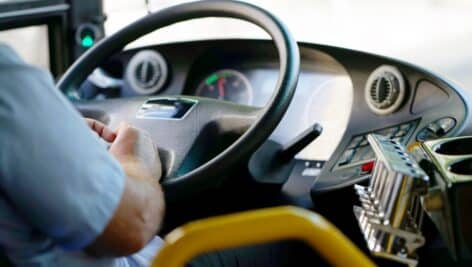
[0,26,50,70]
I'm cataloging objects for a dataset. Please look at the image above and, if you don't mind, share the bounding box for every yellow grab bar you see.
[152,206,376,267]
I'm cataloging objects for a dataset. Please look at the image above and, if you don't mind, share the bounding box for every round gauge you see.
[196,69,253,105]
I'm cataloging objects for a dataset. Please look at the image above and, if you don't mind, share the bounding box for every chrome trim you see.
[136,97,198,120]
[354,134,428,267]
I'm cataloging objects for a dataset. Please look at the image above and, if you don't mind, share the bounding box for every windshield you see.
[105,0,472,90]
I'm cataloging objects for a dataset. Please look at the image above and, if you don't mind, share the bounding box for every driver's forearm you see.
[120,161,165,246]
[86,162,165,257]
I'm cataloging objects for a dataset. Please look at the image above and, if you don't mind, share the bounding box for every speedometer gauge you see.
[196,69,253,105]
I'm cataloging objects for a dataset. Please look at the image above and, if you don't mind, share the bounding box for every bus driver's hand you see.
[110,122,162,181]
[85,118,162,181]
[84,119,164,256]
[85,118,117,142]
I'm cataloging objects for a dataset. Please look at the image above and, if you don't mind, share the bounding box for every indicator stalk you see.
[249,123,323,187]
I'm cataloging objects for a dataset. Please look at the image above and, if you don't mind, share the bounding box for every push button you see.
[348,136,364,149]
[352,146,369,162]
[394,129,409,137]
[376,126,398,138]
[339,149,356,166]
[359,137,369,147]
[399,123,412,132]
[361,161,375,173]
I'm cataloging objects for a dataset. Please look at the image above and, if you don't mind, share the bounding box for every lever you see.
[248,123,323,187]
[278,123,323,161]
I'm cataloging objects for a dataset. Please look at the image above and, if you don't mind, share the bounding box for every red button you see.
[361,161,375,173]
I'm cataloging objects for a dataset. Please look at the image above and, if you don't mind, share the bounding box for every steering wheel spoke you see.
[168,98,261,176]
[75,96,261,177]
[193,97,261,131]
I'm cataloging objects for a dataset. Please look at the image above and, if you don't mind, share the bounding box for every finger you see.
[85,118,117,142]
[112,123,138,147]
[86,119,116,142]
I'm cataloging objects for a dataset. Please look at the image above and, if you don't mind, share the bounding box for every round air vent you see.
[365,65,405,115]
[125,50,168,95]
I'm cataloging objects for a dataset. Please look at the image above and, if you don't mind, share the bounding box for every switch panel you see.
[335,120,418,170]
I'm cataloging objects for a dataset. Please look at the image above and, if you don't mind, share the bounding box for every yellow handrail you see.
[152,206,376,267]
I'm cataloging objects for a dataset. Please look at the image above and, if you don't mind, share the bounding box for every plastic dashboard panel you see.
[309,45,471,195]
[83,39,471,197]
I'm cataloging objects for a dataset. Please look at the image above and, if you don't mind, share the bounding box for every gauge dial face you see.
[196,69,253,105]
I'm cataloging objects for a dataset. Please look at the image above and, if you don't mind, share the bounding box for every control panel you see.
[416,117,456,141]
[335,120,419,171]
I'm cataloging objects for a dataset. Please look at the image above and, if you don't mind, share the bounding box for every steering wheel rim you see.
[58,0,300,202]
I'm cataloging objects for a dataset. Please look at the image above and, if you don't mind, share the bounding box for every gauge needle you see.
[217,78,225,100]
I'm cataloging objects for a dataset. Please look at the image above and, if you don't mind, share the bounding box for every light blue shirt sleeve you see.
[0,44,126,250]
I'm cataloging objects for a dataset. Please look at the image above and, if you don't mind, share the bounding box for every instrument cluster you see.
[195,69,253,106]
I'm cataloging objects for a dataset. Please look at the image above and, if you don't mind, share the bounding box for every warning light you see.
[361,161,375,173]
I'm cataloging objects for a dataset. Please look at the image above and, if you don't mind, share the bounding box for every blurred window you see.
[0,25,50,70]
[104,0,472,90]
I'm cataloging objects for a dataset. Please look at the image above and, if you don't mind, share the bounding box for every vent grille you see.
[125,50,168,95]
[365,66,405,115]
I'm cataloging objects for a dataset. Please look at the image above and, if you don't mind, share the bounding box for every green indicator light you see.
[81,35,95,48]
[205,74,219,85]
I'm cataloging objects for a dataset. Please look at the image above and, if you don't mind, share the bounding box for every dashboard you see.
[78,39,472,196]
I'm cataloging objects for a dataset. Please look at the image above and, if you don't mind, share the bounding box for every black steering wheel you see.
[57,0,300,202]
